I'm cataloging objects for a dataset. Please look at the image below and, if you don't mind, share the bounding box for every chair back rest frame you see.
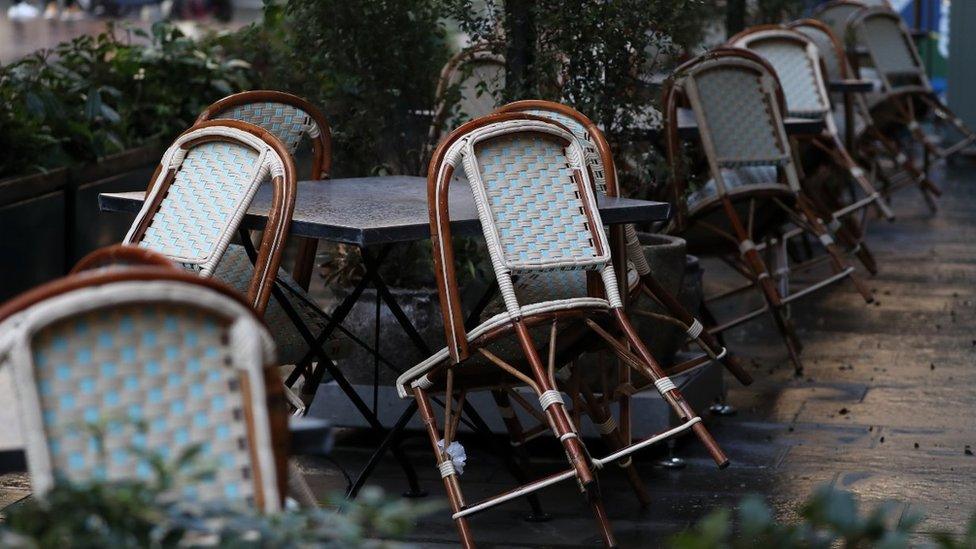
[813,0,869,44]
[850,7,931,96]
[731,27,833,121]
[122,120,297,316]
[662,48,799,229]
[0,268,286,511]
[788,19,851,83]
[427,113,621,362]
[197,90,332,180]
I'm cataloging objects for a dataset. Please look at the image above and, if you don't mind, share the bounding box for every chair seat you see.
[686,166,781,209]
[395,297,611,398]
[214,245,329,365]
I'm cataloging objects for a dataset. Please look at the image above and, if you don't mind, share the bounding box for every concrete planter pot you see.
[329,286,444,386]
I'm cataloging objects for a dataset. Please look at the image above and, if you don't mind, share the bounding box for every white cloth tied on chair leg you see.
[437,439,467,476]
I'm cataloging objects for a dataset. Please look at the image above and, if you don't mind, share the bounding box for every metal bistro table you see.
[99,175,670,501]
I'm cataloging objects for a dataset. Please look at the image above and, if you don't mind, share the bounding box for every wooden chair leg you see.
[609,310,729,468]
[570,380,651,507]
[512,322,618,547]
[795,197,874,304]
[414,385,475,548]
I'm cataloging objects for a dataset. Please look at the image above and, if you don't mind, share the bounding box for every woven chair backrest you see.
[122,121,296,315]
[197,90,332,180]
[790,20,849,83]
[0,270,281,511]
[852,8,929,94]
[682,56,792,170]
[814,1,868,43]
[494,100,615,196]
[429,45,506,147]
[429,114,622,355]
[733,29,832,119]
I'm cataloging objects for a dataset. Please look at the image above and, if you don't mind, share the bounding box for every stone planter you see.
[328,286,444,386]
[0,143,164,300]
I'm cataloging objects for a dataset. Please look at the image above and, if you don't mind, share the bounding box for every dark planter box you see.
[0,144,163,301]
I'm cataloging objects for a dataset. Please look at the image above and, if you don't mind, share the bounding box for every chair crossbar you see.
[592,417,702,467]
[781,267,855,304]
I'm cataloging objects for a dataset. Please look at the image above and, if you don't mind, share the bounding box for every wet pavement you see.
[2,162,975,545]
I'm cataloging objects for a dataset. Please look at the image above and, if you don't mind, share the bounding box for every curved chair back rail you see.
[0,268,286,511]
[122,120,297,316]
[426,43,507,159]
[427,113,621,363]
[849,7,930,95]
[196,90,333,180]
[813,0,870,44]
[730,27,833,120]
[71,244,178,274]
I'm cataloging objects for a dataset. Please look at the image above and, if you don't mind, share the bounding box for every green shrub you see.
[0,22,253,179]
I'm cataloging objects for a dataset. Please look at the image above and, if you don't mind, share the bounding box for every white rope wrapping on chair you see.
[411,374,434,390]
[438,460,457,478]
[739,239,756,256]
[559,432,578,442]
[686,319,704,339]
[654,376,677,394]
[601,267,625,309]
[818,233,835,247]
[625,225,651,276]
[538,390,564,410]
[596,417,617,435]
[616,457,633,468]
[714,347,727,360]
[849,166,865,178]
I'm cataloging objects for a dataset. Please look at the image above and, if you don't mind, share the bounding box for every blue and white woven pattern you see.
[0,280,280,509]
[435,118,622,329]
[524,109,608,194]
[692,67,789,167]
[217,102,320,154]
[747,40,829,118]
[475,134,600,269]
[124,125,287,277]
[139,142,262,265]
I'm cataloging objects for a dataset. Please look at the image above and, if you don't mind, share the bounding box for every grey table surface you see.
[99,176,671,247]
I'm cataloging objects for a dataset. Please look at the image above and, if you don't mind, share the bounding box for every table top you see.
[630,108,825,141]
[100,176,671,248]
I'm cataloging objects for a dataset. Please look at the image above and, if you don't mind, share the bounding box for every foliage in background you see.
[668,485,976,549]
[0,420,437,548]
[0,22,252,179]
[228,0,450,178]
[440,0,716,201]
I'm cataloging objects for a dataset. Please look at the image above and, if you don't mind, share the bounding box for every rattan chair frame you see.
[787,19,942,211]
[662,48,873,373]
[730,26,895,248]
[849,7,976,160]
[402,112,728,547]
[0,267,288,511]
[123,120,297,318]
[424,43,506,166]
[196,90,332,289]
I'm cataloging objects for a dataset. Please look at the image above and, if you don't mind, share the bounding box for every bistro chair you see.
[788,19,941,210]
[424,43,506,164]
[849,7,976,160]
[397,112,729,547]
[196,90,332,290]
[731,25,893,274]
[662,48,873,373]
[0,265,287,511]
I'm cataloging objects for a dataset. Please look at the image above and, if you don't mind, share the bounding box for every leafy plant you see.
[669,485,976,549]
[0,21,253,179]
[0,418,437,548]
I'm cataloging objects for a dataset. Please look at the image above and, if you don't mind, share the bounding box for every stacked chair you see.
[0,250,287,510]
[786,18,941,211]
[396,112,729,547]
[662,48,874,373]
[729,25,893,275]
